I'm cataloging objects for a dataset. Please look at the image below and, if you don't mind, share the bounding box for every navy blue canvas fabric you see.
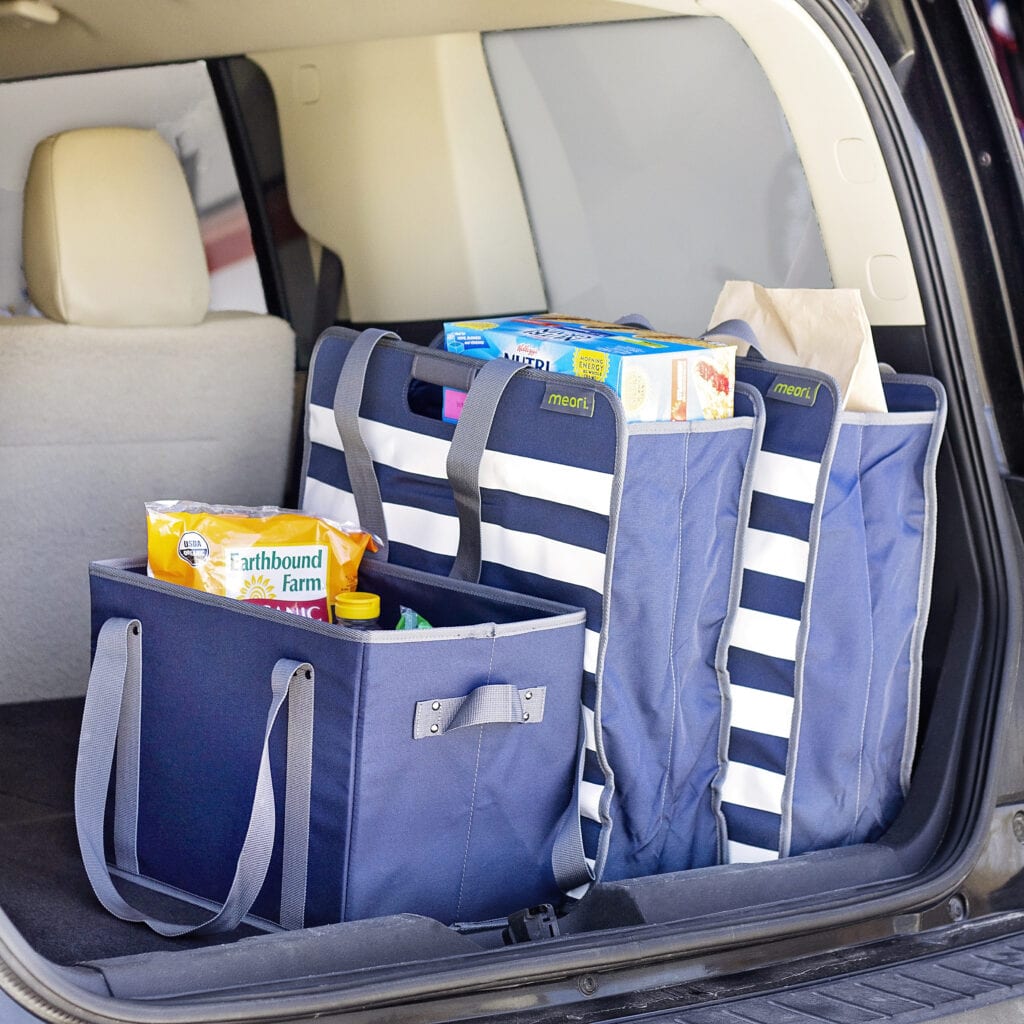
[87,560,585,928]
[599,389,761,881]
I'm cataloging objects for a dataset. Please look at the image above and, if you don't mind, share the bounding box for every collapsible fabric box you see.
[715,360,946,862]
[75,558,586,935]
[301,328,763,887]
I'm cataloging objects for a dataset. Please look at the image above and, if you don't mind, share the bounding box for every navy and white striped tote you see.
[715,359,945,863]
[301,328,762,889]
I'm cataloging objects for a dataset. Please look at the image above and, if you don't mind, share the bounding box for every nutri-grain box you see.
[442,315,735,423]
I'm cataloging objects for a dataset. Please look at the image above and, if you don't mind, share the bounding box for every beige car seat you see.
[1,126,295,703]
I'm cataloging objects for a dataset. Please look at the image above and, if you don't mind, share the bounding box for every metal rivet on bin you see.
[304,670,312,680]
[432,701,441,711]
[525,690,533,700]
[523,712,530,721]
[430,724,439,734]
[131,625,139,636]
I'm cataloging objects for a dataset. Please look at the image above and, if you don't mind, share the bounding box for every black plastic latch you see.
[502,904,561,944]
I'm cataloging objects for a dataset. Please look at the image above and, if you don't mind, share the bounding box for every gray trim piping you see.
[589,389,631,881]
[893,374,948,794]
[627,416,756,436]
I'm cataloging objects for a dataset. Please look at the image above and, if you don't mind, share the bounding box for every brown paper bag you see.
[708,281,887,413]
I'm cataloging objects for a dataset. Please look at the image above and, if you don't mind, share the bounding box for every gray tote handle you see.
[550,707,597,894]
[332,327,403,560]
[75,618,314,936]
[703,318,763,357]
[445,358,532,582]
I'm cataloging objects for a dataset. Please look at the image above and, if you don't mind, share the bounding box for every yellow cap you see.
[333,591,380,621]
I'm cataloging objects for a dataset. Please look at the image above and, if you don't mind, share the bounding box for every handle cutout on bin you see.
[414,684,546,739]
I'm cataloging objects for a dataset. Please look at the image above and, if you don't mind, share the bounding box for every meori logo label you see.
[767,376,821,407]
[541,383,597,417]
[773,382,814,400]
[547,391,591,411]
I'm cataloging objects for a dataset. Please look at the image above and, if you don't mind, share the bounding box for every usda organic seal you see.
[177,531,210,566]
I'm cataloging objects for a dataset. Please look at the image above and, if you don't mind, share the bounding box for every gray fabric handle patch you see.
[413,684,546,739]
[75,617,314,936]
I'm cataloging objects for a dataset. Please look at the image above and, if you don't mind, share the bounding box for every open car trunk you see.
[0,0,1021,1020]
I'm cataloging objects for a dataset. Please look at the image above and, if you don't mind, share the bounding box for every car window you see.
[0,61,265,317]
[483,17,832,334]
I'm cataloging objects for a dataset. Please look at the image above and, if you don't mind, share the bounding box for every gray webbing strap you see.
[413,684,546,739]
[703,318,762,354]
[445,358,529,582]
[550,707,596,894]
[280,666,315,930]
[112,622,142,876]
[75,618,313,936]
[332,328,401,560]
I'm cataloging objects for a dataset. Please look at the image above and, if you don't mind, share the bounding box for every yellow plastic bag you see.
[146,501,377,623]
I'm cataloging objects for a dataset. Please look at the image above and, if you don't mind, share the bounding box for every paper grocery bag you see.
[708,281,887,413]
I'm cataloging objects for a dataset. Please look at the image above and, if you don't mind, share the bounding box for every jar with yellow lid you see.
[332,591,380,630]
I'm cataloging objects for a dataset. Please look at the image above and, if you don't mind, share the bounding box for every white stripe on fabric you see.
[729,607,800,662]
[309,405,614,515]
[385,503,460,556]
[727,839,780,864]
[307,403,345,453]
[719,761,786,814]
[729,686,794,739]
[580,781,603,823]
[751,450,821,504]
[742,529,810,583]
[302,477,358,525]
[303,478,463,557]
[584,629,600,676]
[308,405,450,478]
[583,705,597,753]
[481,522,606,596]
[479,450,613,516]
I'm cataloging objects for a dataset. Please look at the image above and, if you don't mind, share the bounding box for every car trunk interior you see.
[0,0,1012,1013]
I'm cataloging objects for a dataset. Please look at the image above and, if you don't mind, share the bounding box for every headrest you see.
[23,127,210,327]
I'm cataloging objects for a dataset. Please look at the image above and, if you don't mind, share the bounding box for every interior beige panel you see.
[253,1,921,327]
[254,35,547,323]
[0,0,671,82]
[675,0,924,326]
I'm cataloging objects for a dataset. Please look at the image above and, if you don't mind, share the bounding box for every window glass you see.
[0,61,265,317]
[484,17,831,335]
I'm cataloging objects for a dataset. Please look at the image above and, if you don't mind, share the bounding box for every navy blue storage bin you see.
[75,558,586,935]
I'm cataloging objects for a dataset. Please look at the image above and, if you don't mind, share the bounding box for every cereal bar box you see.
[442,315,735,423]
